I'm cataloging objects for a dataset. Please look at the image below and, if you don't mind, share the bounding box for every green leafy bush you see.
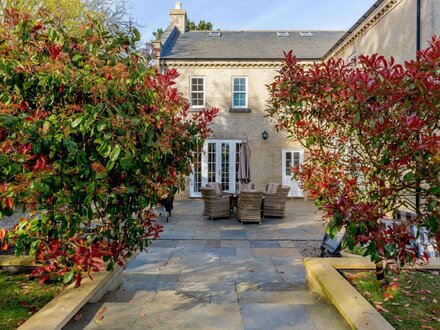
[0,8,217,286]
[267,39,440,277]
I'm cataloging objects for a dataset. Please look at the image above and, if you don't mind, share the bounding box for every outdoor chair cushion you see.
[208,182,223,195]
[265,183,281,195]
[237,181,255,194]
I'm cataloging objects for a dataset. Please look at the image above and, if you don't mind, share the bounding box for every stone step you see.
[65,297,349,330]
[238,290,323,305]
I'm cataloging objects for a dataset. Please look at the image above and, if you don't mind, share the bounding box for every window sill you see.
[189,107,204,112]
[229,108,251,113]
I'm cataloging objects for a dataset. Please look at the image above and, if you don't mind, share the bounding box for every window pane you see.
[293,152,300,166]
[208,143,216,183]
[233,93,246,107]
[286,153,292,176]
[221,143,230,191]
[233,78,246,92]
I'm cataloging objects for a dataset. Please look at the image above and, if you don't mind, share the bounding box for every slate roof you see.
[161,30,346,61]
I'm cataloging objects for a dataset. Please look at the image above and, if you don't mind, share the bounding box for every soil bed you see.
[0,272,64,329]
[342,269,440,330]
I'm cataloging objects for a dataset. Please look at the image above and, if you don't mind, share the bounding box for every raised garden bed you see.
[342,269,440,329]
[304,258,440,330]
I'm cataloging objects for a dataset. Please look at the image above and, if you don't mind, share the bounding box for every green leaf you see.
[110,145,122,162]
[403,172,414,182]
[353,112,361,125]
[106,260,114,272]
[63,270,75,284]
[428,187,440,196]
[29,240,40,256]
[305,136,315,148]
[72,54,83,62]
[133,28,141,42]
[378,114,384,124]
[106,160,115,171]
[72,117,83,128]
[96,171,108,179]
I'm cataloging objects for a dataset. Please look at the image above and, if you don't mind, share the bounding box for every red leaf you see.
[74,273,82,288]
[39,275,50,284]
[389,282,399,291]
[46,42,62,61]
[0,228,7,240]
[5,198,14,210]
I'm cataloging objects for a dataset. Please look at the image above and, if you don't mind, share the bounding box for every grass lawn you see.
[0,272,64,329]
[343,269,440,330]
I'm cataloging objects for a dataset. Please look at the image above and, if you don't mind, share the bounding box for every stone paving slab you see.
[306,304,351,330]
[241,304,318,330]
[238,291,322,304]
[66,201,349,330]
[67,302,143,330]
[252,247,302,257]
[249,240,280,248]
[132,303,242,330]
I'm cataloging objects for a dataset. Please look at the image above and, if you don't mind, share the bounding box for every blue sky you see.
[128,0,377,42]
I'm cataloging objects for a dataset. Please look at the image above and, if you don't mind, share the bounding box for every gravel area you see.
[0,212,27,230]
[291,240,322,258]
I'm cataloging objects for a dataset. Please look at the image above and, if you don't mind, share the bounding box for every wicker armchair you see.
[237,190,264,224]
[262,186,290,218]
[236,181,255,194]
[200,187,231,220]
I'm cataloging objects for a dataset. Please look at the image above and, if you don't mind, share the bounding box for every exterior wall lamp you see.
[262,131,268,140]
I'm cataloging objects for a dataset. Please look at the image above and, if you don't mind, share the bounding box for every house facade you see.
[155,0,439,199]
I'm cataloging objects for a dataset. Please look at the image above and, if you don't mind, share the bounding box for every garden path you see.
[65,200,349,329]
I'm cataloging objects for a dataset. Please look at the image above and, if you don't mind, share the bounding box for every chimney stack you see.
[170,1,187,33]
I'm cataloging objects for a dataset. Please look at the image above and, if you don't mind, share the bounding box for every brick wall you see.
[168,62,304,198]
[421,0,440,49]
[335,0,417,62]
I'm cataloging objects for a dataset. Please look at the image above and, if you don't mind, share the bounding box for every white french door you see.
[190,140,242,197]
[282,149,304,197]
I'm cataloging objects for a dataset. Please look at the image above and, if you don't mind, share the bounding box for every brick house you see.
[154,0,439,199]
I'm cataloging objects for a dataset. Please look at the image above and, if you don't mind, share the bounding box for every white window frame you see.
[189,140,242,197]
[189,76,205,109]
[231,76,248,109]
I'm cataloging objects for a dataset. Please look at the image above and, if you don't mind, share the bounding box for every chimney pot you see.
[170,1,187,33]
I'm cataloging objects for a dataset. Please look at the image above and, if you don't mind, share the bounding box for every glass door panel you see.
[190,140,241,197]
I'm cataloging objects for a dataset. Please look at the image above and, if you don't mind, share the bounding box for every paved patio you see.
[159,199,327,241]
[66,200,348,329]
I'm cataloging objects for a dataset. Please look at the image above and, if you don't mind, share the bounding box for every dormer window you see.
[277,32,290,37]
[209,31,222,37]
[300,32,314,37]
